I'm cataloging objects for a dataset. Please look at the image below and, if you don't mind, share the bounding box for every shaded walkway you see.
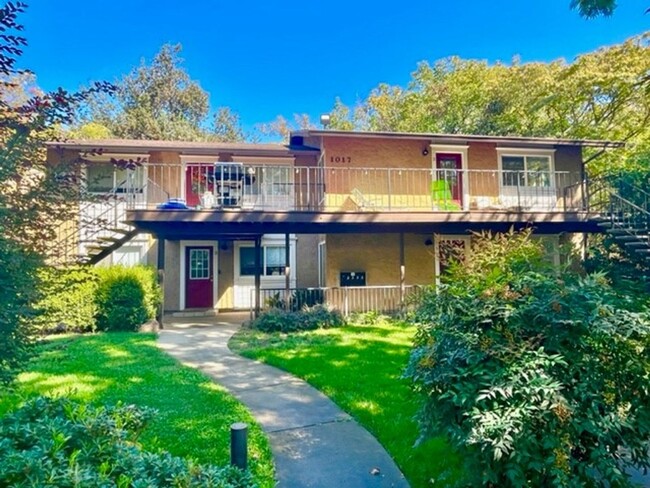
[157,314,409,488]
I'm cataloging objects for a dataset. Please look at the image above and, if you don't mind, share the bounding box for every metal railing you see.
[250,285,423,317]
[129,163,583,213]
[52,172,166,265]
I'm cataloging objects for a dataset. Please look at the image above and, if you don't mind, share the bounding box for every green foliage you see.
[584,233,650,311]
[81,44,248,143]
[571,0,617,17]
[95,266,161,332]
[0,333,275,486]
[0,3,113,384]
[0,396,255,487]
[0,238,38,384]
[265,289,325,312]
[330,33,650,175]
[250,305,345,333]
[34,266,99,333]
[405,230,650,487]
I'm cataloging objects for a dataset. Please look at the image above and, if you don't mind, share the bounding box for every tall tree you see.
[0,1,113,383]
[79,44,248,142]
[209,106,245,142]
[84,44,209,141]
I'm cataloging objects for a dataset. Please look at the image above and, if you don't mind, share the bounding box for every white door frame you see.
[430,144,470,211]
[179,240,219,310]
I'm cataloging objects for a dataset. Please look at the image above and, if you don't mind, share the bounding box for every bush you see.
[0,396,255,487]
[265,289,325,312]
[251,304,345,333]
[95,266,161,332]
[0,238,39,385]
[405,230,650,487]
[34,265,99,333]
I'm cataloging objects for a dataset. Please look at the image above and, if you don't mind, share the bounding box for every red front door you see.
[436,153,463,204]
[185,246,213,308]
[185,164,214,207]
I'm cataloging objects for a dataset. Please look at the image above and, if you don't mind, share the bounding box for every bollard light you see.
[230,422,248,470]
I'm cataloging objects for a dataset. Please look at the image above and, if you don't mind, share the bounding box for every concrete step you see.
[171,309,219,318]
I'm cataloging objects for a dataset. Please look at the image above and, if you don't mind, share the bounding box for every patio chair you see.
[350,188,378,210]
[431,180,461,211]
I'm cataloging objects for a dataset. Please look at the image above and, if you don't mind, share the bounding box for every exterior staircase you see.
[587,176,650,274]
[53,174,167,266]
[55,193,139,266]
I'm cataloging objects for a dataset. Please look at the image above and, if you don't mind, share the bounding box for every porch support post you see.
[254,236,262,318]
[156,236,165,328]
[284,233,291,311]
[399,233,405,308]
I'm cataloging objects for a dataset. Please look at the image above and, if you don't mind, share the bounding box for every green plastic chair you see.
[431,180,461,210]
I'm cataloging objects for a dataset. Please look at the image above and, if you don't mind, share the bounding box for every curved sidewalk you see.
[157,314,409,488]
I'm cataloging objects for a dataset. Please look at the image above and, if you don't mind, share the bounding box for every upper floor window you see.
[86,163,144,193]
[501,154,552,188]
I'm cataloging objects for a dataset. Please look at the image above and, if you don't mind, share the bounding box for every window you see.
[86,163,144,193]
[239,245,287,276]
[246,166,291,196]
[189,249,210,280]
[265,246,286,275]
[501,155,552,188]
[239,247,257,276]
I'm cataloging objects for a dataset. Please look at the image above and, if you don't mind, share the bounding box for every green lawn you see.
[229,318,463,488]
[0,333,275,487]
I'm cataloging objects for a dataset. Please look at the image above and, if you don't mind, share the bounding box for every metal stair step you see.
[109,227,133,235]
[97,236,122,243]
[624,241,650,249]
[607,228,648,236]
[614,235,644,242]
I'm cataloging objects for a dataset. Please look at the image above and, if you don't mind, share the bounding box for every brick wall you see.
[325,233,435,287]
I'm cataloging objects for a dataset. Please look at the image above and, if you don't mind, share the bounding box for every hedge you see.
[35,265,161,333]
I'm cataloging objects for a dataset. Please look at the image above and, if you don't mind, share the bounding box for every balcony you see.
[126,163,584,213]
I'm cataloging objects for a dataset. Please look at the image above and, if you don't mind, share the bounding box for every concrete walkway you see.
[157,314,409,488]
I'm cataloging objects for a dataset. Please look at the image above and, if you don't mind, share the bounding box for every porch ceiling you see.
[126,209,603,238]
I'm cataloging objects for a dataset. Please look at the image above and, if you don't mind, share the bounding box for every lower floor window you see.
[239,245,287,276]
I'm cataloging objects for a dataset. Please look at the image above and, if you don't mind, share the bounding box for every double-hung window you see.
[501,154,553,188]
[239,245,287,276]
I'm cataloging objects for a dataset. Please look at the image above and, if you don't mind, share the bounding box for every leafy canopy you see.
[330,33,650,174]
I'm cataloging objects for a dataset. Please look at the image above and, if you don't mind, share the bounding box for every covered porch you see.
[127,209,601,322]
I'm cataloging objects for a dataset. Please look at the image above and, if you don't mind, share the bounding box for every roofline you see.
[292,129,624,149]
[45,139,320,157]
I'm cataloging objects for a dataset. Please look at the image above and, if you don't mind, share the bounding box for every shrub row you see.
[0,396,255,487]
[250,304,345,333]
[35,265,161,333]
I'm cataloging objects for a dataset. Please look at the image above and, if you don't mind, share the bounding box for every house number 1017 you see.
[330,156,352,163]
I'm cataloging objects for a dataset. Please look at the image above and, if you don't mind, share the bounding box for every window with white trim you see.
[501,155,552,188]
[86,163,144,193]
[239,245,287,276]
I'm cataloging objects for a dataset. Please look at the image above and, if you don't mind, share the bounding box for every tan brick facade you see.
[325,233,435,287]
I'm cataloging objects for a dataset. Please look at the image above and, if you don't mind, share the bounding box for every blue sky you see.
[20,0,649,133]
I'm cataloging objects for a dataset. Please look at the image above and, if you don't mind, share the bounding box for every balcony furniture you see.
[350,188,378,210]
[431,180,461,211]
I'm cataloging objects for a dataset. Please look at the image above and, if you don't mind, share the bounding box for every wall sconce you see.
[220,242,230,251]
[422,148,429,156]
[424,238,433,247]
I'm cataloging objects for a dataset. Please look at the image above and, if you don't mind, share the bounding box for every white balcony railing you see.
[115,163,583,213]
